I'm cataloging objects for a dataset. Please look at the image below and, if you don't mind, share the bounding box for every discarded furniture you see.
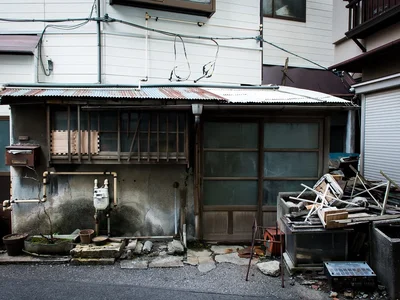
[282,216,350,271]
[324,261,376,291]
[246,218,284,287]
[370,219,400,300]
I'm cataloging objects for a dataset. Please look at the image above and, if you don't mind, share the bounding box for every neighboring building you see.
[0,0,356,242]
[330,0,400,183]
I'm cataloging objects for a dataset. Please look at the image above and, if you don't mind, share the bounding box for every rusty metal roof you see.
[0,35,40,55]
[0,85,355,106]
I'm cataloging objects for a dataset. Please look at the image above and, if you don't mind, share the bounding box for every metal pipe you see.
[107,213,110,237]
[173,182,179,235]
[8,171,118,208]
[4,83,279,89]
[94,209,99,236]
[97,0,101,83]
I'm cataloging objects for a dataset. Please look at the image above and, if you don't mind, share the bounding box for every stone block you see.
[70,242,124,259]
[149,256,184,268]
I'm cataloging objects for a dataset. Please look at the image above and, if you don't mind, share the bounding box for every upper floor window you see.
[110,0,216,18]
[263,0,306,22]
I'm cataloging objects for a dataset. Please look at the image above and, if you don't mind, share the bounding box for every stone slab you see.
[198,262,216,273]
[120,260,148,269]
[70,258,115,265]
[211,245,244,255]
[184,256,199,266]
[148,256,184,268]
[70,242,124,259]
[0,253,70,265]
[215,253,256,266]
[198,256,214,264]
[187,249,211,258]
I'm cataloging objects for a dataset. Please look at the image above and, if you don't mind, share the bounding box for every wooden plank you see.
[77,105,81,163]
[67,105,71,162]
[127,115,141,162]
[117,111,121,162]
[334,214,400,224]
[88,112,91,161]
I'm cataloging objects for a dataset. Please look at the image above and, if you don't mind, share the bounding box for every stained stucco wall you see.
[10,105,194,238]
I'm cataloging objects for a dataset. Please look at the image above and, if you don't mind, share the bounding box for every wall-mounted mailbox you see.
[5,145,40,167]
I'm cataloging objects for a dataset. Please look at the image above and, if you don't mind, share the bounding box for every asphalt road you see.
[0,264,326,300]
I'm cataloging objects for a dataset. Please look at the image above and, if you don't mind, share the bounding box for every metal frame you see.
[200,115,326,241]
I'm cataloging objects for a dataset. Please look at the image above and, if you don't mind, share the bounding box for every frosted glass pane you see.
[264,123,318,149]
[203,181,257,205]
[204,122,258,148]
[204,152,258,177]
[263,180,315,205]
[264,152,318,177]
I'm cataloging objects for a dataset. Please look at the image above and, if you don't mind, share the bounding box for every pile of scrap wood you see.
[282,169,400,229]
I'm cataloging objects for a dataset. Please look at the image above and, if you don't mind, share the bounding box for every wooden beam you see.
[127,115,141,162]
[117,110,121,162]
[88,112,91,162]
[46,105,51,167]
[67,105,71,162]
[77,105,81,163]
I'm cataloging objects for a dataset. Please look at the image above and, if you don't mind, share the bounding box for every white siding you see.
[364,89,400,183]
[263,0,334,69]
[0,0,261,85]
[38,33,98,83]
[0,55,34,84]
[103,0,261,85]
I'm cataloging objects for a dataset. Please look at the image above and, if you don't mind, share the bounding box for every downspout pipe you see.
[97,0,101,83]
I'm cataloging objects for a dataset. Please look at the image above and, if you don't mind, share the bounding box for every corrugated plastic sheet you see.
[0,86,354,105]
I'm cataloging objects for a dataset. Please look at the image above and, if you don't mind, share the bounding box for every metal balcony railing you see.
[346,0,400,31]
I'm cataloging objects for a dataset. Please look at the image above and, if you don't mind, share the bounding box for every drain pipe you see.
[97,0,102,83]
[173,182,179,236]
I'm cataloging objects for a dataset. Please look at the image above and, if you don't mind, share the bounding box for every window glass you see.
[203,180,258,206]
[263,180,315,205]
[204,122,258,149]
[264,123,318,149]
[264,152,318,177]
[263,0,306,21]
[204,152,258,177]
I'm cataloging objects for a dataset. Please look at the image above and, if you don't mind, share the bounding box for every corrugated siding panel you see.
[364,88,400,183]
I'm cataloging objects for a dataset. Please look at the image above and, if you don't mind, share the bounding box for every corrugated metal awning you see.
[0,85,356,106]
[0,35,40,55]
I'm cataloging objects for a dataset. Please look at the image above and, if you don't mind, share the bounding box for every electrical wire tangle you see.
[194,38,219,83]
[169,35,191,82]
[37,0,97,76]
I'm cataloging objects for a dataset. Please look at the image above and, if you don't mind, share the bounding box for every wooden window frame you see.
[263,0,306,23]
[49,106,189,165]
[110,0,216,18]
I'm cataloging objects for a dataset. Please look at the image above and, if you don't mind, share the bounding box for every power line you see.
[1,13,332,75]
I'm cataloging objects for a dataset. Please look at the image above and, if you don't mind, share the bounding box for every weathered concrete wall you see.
[10,105,195,239]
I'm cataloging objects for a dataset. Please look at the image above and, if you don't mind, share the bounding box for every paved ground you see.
[0,263,328,300]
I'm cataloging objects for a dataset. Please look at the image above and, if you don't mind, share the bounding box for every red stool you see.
[264,227,285,256]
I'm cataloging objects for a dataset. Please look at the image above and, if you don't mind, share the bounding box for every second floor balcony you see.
[346,0,400,39]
